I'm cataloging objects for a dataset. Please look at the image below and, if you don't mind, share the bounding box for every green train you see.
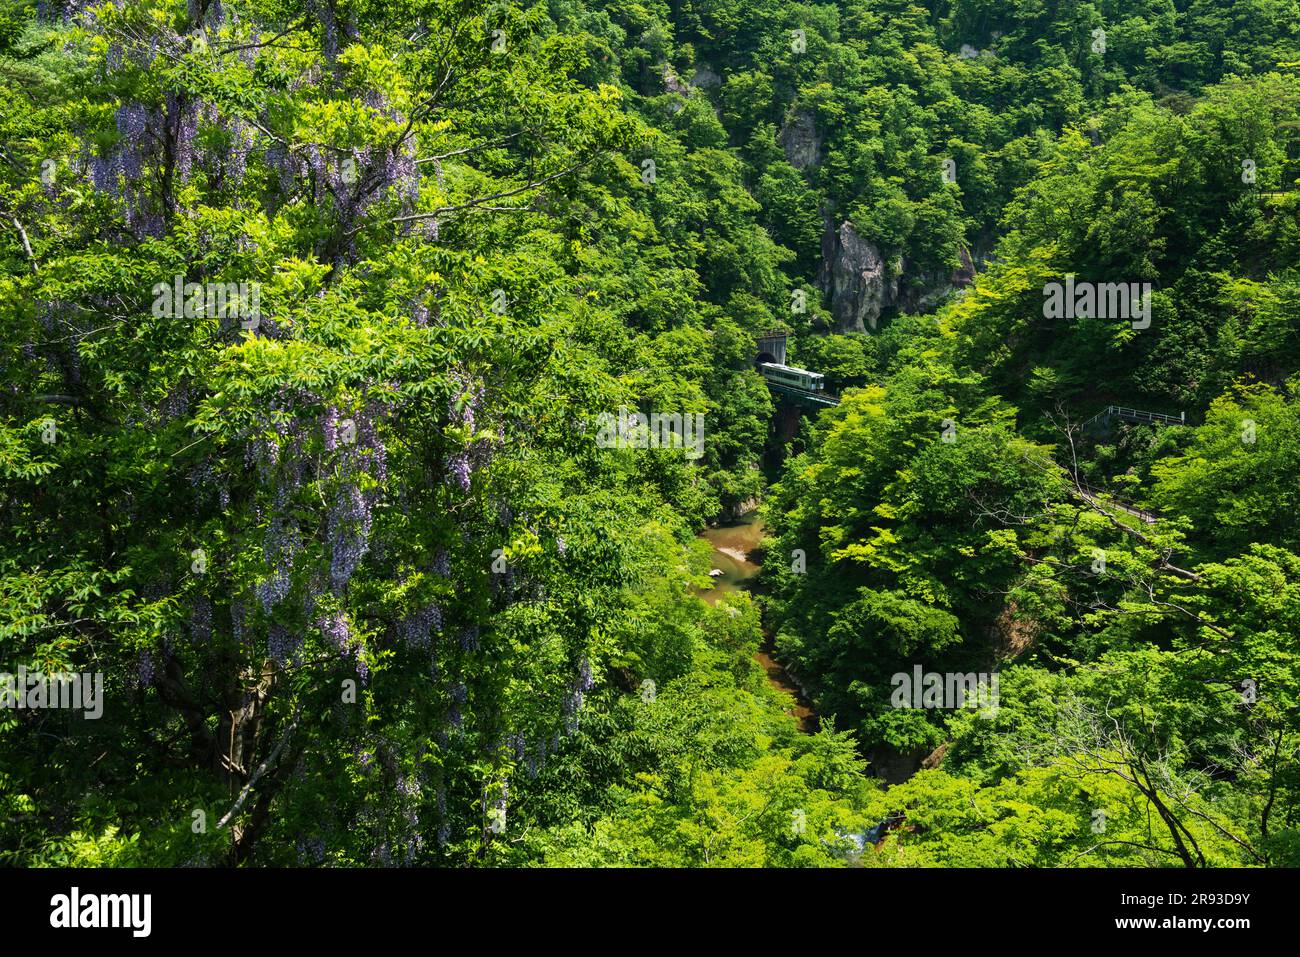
[759,362,826,392]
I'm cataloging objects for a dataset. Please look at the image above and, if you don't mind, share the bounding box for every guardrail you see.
[1084,405,1185,429]
[1076,482,1158,525]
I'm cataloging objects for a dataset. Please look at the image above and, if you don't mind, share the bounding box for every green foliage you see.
[1,0,1296,869]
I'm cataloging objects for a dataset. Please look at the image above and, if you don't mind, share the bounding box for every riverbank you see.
[698,515,818,733]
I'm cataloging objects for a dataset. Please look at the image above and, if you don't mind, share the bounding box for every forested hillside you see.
[0,0,1296,868]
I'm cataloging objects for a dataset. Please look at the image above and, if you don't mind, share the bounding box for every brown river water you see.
[698,516,818,733]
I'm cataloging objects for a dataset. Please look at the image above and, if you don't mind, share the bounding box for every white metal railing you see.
[1084,405,1185,428]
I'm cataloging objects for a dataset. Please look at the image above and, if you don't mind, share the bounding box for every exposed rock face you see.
[820,219,990,332]
[921,742,949,770]
[690,64,722,89]
[660,63,691,96]
[896,246,977,315]
[819,220,898,332]
[778,109,822,171]
[718,495,760,522]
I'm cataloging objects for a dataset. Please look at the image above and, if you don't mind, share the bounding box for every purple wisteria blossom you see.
[319,611,351,654]
[231,600,248,647]
[322,406,342,452]
[257,517,301,613]
[398,602,443,650]
[115,103,148,181]
[189,597,212,644]
[448,380,482,431]
[447,451,471,492]
[526,742,545,780]
[328,484,372,590]
[563,662,591,732]
[297,836,326,865]
[136,651,157,688]
[436,784,450,847]
[357,412,388,484]
[449,682,467,730]
[458,626,479,653]
[319,611,367,679]
[268,624,301,665]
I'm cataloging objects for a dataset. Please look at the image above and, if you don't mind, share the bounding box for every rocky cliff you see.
[819,219,987,332]
[818,219,899,332]
[778,109,823,171]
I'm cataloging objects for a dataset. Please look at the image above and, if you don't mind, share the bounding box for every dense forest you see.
[0,0,1296,868]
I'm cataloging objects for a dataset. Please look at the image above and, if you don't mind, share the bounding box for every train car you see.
[759,362,825,392]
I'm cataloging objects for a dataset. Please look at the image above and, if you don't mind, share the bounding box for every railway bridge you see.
[754,330,839,409]
[754,330,838,446]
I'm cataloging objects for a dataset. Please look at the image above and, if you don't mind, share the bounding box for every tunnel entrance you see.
[755,330,788,367]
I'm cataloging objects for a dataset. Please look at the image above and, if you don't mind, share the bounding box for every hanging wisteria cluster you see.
[562,657,595,734]
[265,126,419,258]
[84,97,201,238]
[36,0,90,24]
[296,835,327,866]
[186,0,227,30]
[482,779,509,838]
[458,625,480,653]
[397,602,443,651]
[195,103,258,193]
[136,651,157,689]
[188,457,231,510]
[320,400,391,598]
[448,682,467,731]
[188,596,212,644]
[435,784,450,848]
[257,516,301,613]
[327,482,373,591]
[167,92,200,185]
[267,624,301,666]
[76,7,422,250]
[318,611,367,680]
[445,377,487,492]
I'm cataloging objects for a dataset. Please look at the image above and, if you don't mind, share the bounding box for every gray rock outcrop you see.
[661,64,691,96]
[896,246,978,314]
[690,64,722,89]
[819,219,989,332]
[819,220,899,332]
[778,109,823,171]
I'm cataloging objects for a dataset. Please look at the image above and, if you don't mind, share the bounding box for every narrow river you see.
[698,515,819,733]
